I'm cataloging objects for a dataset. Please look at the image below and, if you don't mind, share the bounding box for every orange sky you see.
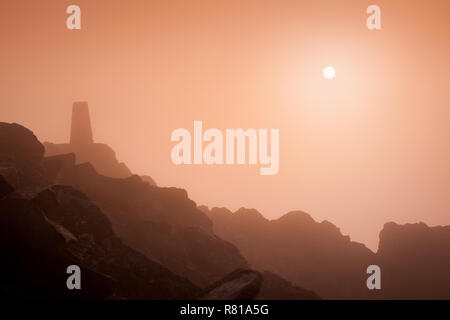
[1,0,450,250]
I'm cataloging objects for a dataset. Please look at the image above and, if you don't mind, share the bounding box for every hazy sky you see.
[1,0,450,250]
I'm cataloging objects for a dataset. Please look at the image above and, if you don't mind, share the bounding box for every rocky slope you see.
[0,122,200,299]
[1,121,315,299]
[0,122,248,289]
[45,159,248,287]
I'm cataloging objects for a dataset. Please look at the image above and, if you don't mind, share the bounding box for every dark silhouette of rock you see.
[257,271,320,300]
[42,153,76,183]
[0,122,48,194]
[377,222,450,299]
[49,160,248,287]
[0,176,201,299]
[201,206,376,299]
[0,122,203,299]
[44,102,133,178]
[202,269,262,300]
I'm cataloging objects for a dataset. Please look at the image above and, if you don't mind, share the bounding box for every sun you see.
[323,66,336,79]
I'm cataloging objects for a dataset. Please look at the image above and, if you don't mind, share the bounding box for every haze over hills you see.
[1,102,450,299]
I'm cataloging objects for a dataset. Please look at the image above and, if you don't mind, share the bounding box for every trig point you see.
[44,101,135,179]
[70,101,93,146]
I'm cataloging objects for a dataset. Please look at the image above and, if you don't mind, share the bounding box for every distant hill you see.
[200,206,375,299]
[202,206,450,299]
[4,115,450,299]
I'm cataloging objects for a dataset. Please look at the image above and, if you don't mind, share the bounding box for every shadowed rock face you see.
[4,121,450,300]
[0,122,200,299]
[0,123,49,195]
[0,121,314,300]
[33,185,201,299]
[70,102,93,146]
[0,122,44,164]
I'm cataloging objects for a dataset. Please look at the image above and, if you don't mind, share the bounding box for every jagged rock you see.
[141,175,157,186]
[43,102,134,179]
[202,269,262,300]
[203,206,375,299]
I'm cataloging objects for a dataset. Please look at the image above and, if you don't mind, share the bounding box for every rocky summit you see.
[0,121,314,300]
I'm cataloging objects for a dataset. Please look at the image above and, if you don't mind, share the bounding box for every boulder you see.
[0,123,44,164]
[202,269,262,300]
